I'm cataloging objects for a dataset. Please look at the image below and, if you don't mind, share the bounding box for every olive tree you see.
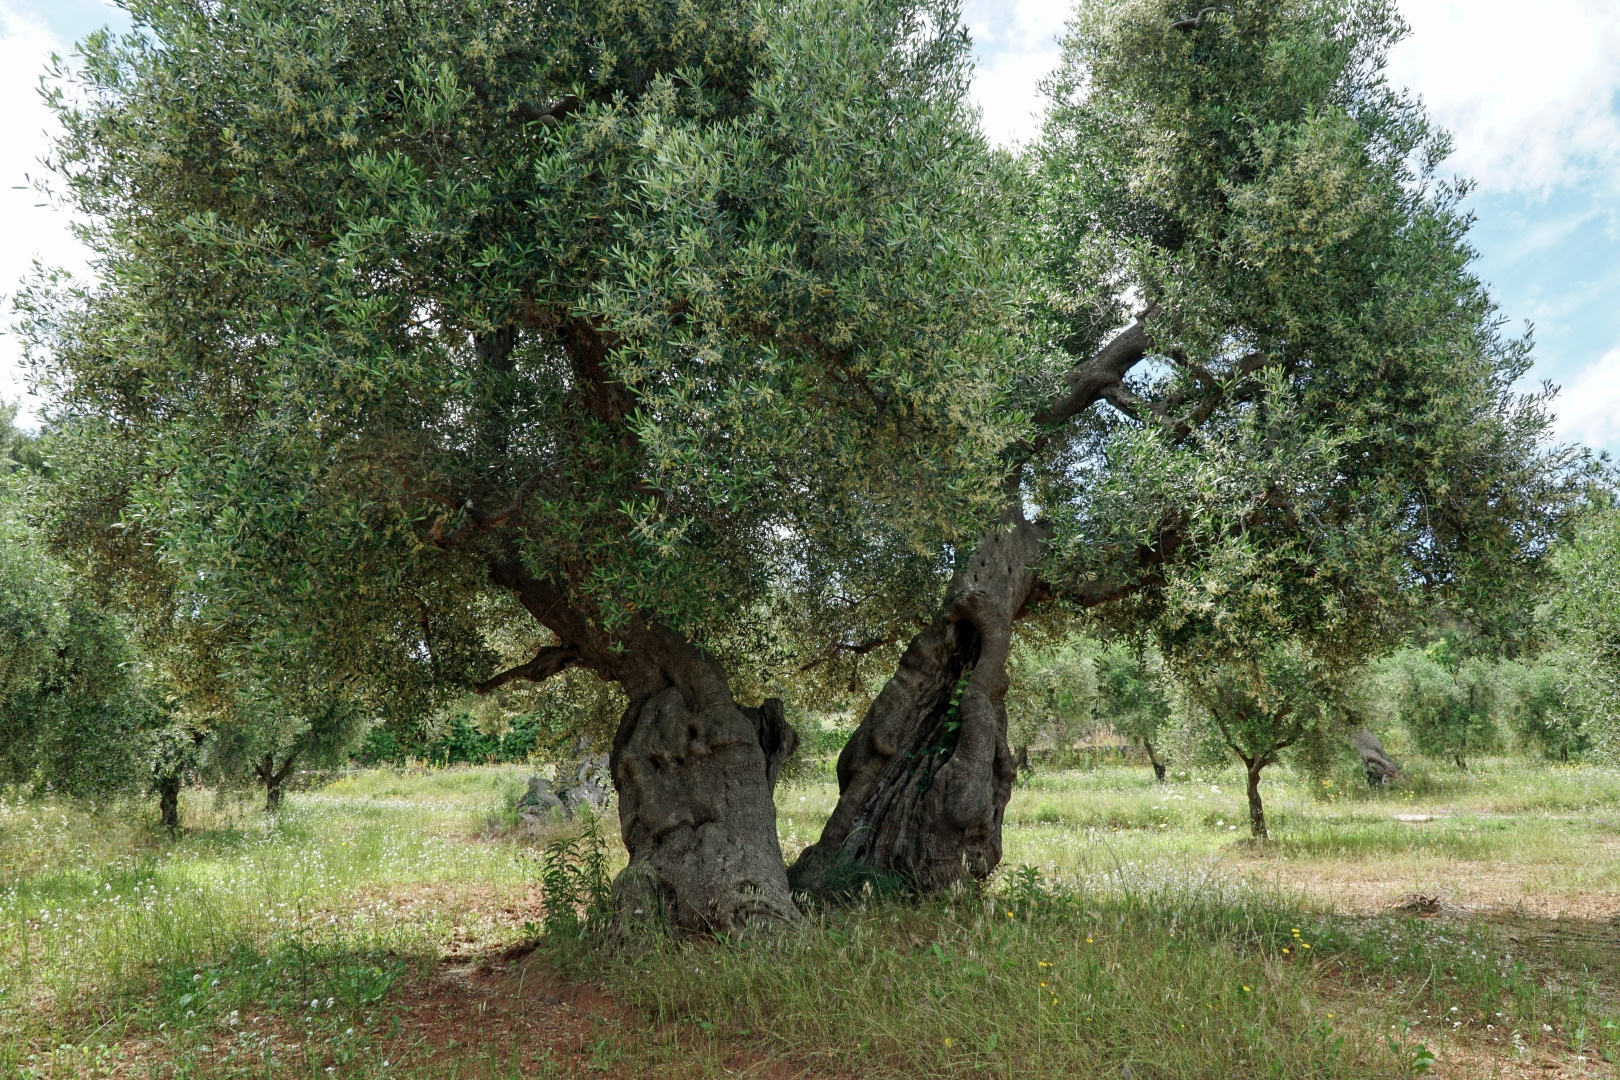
[793,0,1582,893]
[1550,507,1620,756]
[24,0,1029,931]
[0,409,170,810]
[1500,658,1586,762]
[1005,633,1100,770]
[1093,642,1171,780]
[1388,642,1501,770]
[1170,641,1352,838]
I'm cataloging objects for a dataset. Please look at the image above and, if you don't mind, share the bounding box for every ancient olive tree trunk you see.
[492,564,802,934]
[784,316,1161,899]
[608,626,801,932]
[1351,728,1398,787]
[789,512,1044,896]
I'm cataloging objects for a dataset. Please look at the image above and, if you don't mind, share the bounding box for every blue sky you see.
[3,0,1617,453]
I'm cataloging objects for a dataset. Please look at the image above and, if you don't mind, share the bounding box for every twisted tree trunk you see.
[787,313,1176,898]
[789,512,1042,896]
[459,314,802,933]
[490,562,800,933]
[608,625,801,933]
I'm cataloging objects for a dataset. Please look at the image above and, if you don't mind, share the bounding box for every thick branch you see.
[474,644,582,695]
[1032,312,1157,431]
[514,93,580,127]
[1054,526,1185,609]
[432,471,547,548]
[1172,7,1220,31]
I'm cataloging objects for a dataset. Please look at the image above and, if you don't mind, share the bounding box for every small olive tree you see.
[1499,658,1586,762]
[1389,641,1501,771]
[1093,642,1172,780]
[1005,634,1100,770]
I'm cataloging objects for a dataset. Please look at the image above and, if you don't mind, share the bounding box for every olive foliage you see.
[1024,0,1583,815]
[0,409,168,801]
[22,0,1035,927]
[24,0,1027,729]
[1550,506,1620,756]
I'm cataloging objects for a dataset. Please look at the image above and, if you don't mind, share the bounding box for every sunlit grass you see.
[2,757,1619,1078]
[0,771,549,1078]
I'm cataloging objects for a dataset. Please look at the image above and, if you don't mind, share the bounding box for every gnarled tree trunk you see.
[609,625,801,933]
[488,560,800,934]
[787,314,1167,898]
[1351,728,1398,786]
[789,512,1043,896]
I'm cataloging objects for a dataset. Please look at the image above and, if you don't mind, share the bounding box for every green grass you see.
[2,757,1619,1078]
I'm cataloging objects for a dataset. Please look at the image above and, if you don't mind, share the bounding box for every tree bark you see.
[1143,739,1166,782]
[1351,728,1398,786]
[491,559,800,933]
[158,773,181,832]
[789,511,1043,896]
[785,314,1175,898]
[1244,757,1270,839]
[452,318,802,933]
[608,624,802,934]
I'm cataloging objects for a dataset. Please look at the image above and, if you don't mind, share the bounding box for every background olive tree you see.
[1093,641,1172,780]
[0,409,173,815]
[1549,506,1620,757]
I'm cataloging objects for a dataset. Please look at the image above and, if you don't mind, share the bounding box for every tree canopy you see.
[24,0,1038,929]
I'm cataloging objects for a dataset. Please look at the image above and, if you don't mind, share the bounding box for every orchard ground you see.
[4,757,1619,1079]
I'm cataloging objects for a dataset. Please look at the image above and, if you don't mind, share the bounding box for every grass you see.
[3,757,1619,1077]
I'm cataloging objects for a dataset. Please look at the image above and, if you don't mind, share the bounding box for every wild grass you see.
[1,756,1618,1078]
[565,868,1609,1079]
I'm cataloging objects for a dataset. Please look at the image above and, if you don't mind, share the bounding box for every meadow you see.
[3,758,1618,1079]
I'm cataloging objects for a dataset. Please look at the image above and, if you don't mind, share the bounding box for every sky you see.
[2,1,1617,454]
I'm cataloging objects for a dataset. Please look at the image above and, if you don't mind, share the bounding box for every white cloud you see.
[963,0,1620,193]
[1552,347,1620,450]
[1384,0,1620,194]
[964,0,1070,147]
[0,2,90,428]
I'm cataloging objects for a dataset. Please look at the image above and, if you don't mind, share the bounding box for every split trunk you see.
[256,752,298,813]
[789,512,1043,896]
